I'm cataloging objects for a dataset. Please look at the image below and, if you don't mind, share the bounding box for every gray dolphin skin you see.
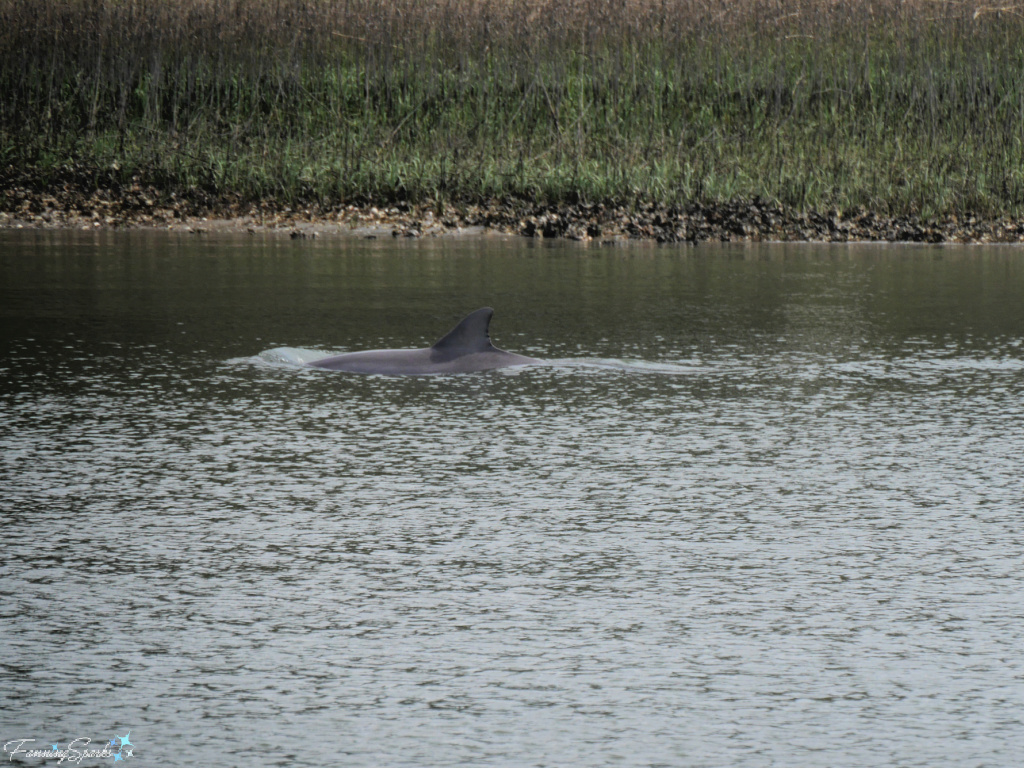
[307,307,540,375]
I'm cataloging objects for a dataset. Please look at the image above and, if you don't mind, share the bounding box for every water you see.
[2,231,1023,767]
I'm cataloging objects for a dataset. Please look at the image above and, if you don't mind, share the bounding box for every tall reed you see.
[2,0,1023,216]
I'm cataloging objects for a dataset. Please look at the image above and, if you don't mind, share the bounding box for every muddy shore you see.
[4,173,1024,244]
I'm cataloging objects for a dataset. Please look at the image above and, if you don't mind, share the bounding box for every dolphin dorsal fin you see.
[432,307,496,353]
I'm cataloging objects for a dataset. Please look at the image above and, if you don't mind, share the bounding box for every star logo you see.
[52,744,59,751]
[113,754,122,762]
[117,732,132,748]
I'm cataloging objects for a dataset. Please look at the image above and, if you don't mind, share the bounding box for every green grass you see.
[3,0,1024,218]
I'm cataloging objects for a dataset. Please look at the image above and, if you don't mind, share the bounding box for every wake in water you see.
[258,347,333,366]
[223,347,336,368]
[230,348,1024,387]
[543,358,709,376]
[230,348,707,376]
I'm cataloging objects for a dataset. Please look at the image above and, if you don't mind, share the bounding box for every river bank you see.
[5,1,1024,243]
[6,0,1024,240]
[3,177,1024,244]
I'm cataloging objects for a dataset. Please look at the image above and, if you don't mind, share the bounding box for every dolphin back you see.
[307,307,539,374]
[431,307,496,353]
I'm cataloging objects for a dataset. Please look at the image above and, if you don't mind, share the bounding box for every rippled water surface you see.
[2,231,1024,767]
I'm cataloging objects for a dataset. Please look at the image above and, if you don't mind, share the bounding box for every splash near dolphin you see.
[307,307,540,375]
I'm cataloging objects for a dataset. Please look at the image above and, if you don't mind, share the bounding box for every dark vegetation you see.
[2,0,1024,229]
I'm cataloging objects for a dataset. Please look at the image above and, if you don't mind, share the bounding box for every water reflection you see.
[2,232,1023,767]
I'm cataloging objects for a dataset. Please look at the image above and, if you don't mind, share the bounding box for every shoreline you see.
[7,0,1024,248]
[2,199,1024,244]
[3,190,1024,245]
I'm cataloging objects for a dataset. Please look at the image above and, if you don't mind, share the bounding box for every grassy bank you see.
[3,0,1024,221]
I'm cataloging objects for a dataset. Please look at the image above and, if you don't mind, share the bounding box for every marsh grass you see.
[3,0,1024,217]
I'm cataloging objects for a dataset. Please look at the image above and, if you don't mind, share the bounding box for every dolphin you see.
[307,307,540,375]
